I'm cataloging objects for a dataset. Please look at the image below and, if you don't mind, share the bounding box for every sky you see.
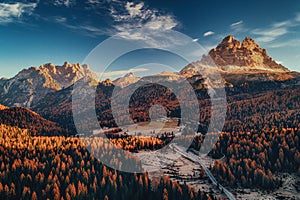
[0,0,300,78]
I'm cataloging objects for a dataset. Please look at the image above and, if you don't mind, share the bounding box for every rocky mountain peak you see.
[113,72,140,88]
[217,35,241,50]
[205,35,289,72]
[181,35,290,77]
[124,72,135,78]
[103,78,113,86]
[221,35,234,44]
[0,62,98,108]
[241,37,261,51]
[63,61,71,68]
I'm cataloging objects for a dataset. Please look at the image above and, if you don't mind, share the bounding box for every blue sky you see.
[0,0,300,78]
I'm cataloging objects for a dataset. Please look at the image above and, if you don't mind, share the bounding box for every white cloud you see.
[43,1,178,39]
[272,20,291,28]
[252,27,288,43]
[88,0,100,4]
[0,2,37,24]
[203,31,214,37]
[101,68,149,77]
[192,38,199,42]
[61,23,110,37]
[55,16,67,23]
[229,20,248,33]
[267,39,300,48]
[275,60,283,65]
[251,13,300,45]
[125,2,144,18]
[110,1,178,40]
[79,25,104,33]
[295,13,300,22]
[144,15,177,30]
[54,0,74,7]
[230,20,243,27]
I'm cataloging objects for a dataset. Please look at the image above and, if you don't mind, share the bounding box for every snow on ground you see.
[235,173,300,200]
[137,146,300,200]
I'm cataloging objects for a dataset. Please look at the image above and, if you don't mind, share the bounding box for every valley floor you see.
[138,146,300,200]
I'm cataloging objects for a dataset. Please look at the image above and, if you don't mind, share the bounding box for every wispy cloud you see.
[101,68,149,77]
[229,20,248,34]
[6,0,178,40]
[203,31,214,37]
[252,27,288,43]
[252,13,300,46]
[59,22,111,37]
[272,20,291,28]
[50,1,178,38]
[54,0,74,8]
[267,39,300,48]
[0,2,37,24]
[230,20,243,27]
[55,16,67,23]
[295,13,300,22]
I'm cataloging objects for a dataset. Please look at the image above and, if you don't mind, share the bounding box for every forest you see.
[1,76,300,199]
[0,124,214,200]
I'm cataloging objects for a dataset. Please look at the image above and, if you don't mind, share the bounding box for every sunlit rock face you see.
[202,35,289,72]
[0,62,97,107]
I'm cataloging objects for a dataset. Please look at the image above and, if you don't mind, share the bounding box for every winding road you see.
[170,143,236,200]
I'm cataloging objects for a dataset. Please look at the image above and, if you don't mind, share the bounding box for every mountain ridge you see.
[0,35,297,111]
[0,62,98,107]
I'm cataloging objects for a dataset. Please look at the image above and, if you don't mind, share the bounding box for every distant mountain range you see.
[1,35,300,136]
[0,62,97,107]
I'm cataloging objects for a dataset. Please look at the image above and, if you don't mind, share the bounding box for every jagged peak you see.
[0,104,8,110]
[243,36,255,43]
[215,35,241,50]
[198,35,290,73]
[221,35,235,43]
[16,62,96,81]
[63,61,70,67]
[241,36,260,50]
[124,72,135,78]
[37,62,85,71]
[103,78,113,85]
[82,64,89,69]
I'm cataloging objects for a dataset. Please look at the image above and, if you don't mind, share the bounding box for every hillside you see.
[0,106,64,136]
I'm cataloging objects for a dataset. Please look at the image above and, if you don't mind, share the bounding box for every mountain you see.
[30,35,299,133]
[0,106,64,136]
[0,62,97,107]
[113,72,141,88]
[181,35,290,77]
[0,104,8,110]
[112,72,184,88]
[2,35,299,137]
